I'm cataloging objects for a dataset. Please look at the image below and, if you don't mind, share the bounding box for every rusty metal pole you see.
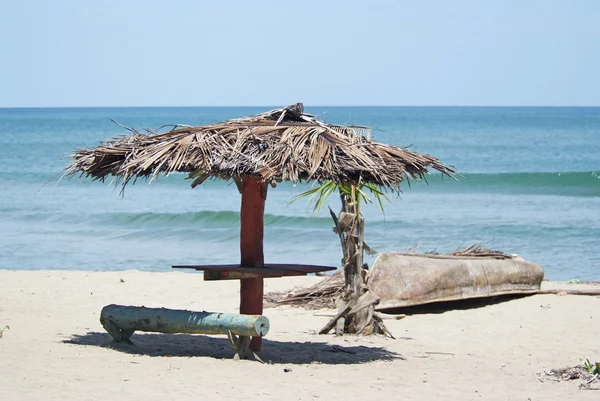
[239,176,267,351]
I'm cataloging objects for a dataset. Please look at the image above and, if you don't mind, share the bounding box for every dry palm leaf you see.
[64,103,456,192]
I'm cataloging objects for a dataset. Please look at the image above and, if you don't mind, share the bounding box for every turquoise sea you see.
[0,107,598,280]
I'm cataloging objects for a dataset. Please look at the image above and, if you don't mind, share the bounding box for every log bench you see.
[100,304,270,360]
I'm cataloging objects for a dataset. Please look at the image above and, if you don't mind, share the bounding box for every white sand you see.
[1,270,599,400]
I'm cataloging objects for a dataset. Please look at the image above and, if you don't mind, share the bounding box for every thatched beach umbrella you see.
[65,103,455,349]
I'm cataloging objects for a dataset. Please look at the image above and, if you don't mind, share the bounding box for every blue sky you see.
[1,0,599,107]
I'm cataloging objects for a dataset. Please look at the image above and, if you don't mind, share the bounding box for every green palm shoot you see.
[290,180,391,216]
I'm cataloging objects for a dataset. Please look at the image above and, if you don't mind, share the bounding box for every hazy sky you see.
[1,0,599,107]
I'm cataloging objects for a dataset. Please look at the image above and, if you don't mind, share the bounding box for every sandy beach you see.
[0,270,598,400]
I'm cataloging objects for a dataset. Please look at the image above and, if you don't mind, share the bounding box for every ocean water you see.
[0,107,598,281]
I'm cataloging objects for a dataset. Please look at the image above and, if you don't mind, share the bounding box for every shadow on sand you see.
[63,331,403,364]
[382,293,531,315]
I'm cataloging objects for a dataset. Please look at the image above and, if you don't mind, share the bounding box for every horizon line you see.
[1,104,600,109]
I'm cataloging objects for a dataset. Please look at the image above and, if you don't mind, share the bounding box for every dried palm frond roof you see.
[64,103,456,190]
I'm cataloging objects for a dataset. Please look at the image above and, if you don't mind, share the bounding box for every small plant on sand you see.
[0,325,9,338]
[582,359,600,375]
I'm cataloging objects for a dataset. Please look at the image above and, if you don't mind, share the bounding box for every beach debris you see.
[313,311,406,320]
[368,251,543,310]
[268,244,541,336]
[265,244,529,312]
[0,325,9,338]
[541,366,587,380]
[424,351,455,356]
[265,270,344,310]
[318,290,384,336]
[538,287,600,296]
[540,361,600,389]
[423,243,515,260]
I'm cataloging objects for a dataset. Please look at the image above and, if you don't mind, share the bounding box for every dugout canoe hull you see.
[368,253,544,310]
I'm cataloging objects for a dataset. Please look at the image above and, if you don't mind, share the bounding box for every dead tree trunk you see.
[320,188,391,337]
[340,191,363,300]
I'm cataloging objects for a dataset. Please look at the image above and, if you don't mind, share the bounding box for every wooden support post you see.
[239,176,267,351]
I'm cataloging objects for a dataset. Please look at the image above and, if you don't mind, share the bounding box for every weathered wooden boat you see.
[368,252,544,310]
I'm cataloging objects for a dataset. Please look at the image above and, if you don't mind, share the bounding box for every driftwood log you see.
[368,253,544,309]
[100,305,269,359]
[538,289,600,295]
